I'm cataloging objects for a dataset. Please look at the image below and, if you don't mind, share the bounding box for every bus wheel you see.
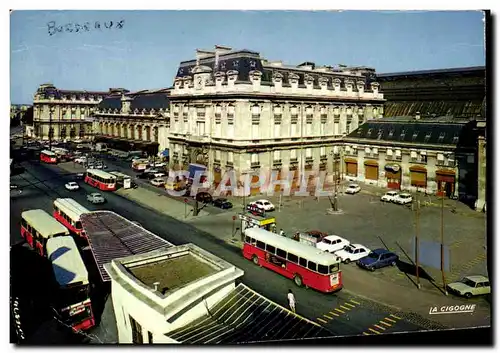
[344,259,351,264]
[294,275,303,287]
[252,255,259,266]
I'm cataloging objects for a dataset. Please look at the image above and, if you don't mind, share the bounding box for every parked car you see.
[74,156,87,164]
[87,192,106,204]
[144,168,160,174]
[393,193,413,205]
[446,275,490,298]
[316,235,350,253]
[196,192,213,204]
[213,198,233,209]
[150,178,165,187]
[345,184,361,194]
[250,199,275,211]
[381,190,399,202]
[357,248,399,271]
[335,244,370,264]
[65,181,80,191]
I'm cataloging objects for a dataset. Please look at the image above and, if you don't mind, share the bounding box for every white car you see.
[251,199,275,211]
[446,275,490,298]
[150,178,165,187]
[87,192,106,204]
[74,157,87,164]
[150,162,166,167]
[345,184,361,194]
[335,244,370,264]
[381,190,399,202]
[393,193,413,205]
[316,235,350,253]
[151,172,166,178]
[65,181,80,191]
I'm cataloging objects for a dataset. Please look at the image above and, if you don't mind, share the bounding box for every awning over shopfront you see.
[164,283,331,344]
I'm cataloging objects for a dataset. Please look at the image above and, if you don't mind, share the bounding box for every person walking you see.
[287,289,296,313]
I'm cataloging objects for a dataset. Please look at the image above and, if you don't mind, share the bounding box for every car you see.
[345,184,361,194]
[65,181,80,191]
[150,162,166,167]
[74,156,87,164]
[213,198,233,209]
[87,192,106,204]
[393,193,413,205]
[94,163,103,169]
[250,199,275,211]
[446,275,490,298]
[357,248,399,271]
[151,172,166,179]
[150,178,165,187]
[316,235,350,253]
[75,172,85,180]
[144,168,160,174]
[334,244,370,264]
[381,190,399,202]
[196,192,213,204]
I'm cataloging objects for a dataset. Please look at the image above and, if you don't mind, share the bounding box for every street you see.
[10,160,439,342]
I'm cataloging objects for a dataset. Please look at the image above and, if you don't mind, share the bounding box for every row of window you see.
[366,128,459,144]
[245,236,339,275]
[21,219,66,240]
[86,173,116,184]
[54,207,82,229]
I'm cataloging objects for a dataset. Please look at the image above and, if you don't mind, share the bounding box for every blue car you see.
[357,248,399,271]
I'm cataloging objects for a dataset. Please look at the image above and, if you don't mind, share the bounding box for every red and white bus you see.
[46,236,95,332]
[53,198,90,237]
[20,209,70,257]
[131,158,149,172]
[243,228,343,293]
[40,150,58,164]
[84,169,117,191]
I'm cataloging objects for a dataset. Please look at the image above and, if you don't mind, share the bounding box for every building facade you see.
[93,89,170,156]
[342,116,479,200]
[32,83,111,141]
[168,45,385,194]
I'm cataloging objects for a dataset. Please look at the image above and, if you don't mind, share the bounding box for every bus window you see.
[287,253,298,264]
[256,241,266,250]
[299,257,307,267]
[250,238,257,245]
[307,261,317,272]
[329,263,339,274]
[318,264,329,274]
[245,235,251,243]
[276,248,286,258]
[75,221,82,230]
[266,245,276,254]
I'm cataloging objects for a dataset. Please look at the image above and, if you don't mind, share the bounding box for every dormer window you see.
[388,129,394,138]
[412,131,419,141]
[424,131,432,143]
[366,128,373,137]
[377,129,383,139]
[438,132,446,143]
[452,133,459,144]
[400,129,406,140]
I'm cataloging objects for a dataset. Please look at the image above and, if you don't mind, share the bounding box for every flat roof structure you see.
[81,211,173,282]
[165,283,332,344]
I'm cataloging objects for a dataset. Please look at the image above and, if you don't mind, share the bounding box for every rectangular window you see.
[317,264,329,274]
[299,257,307,267]
[274,150,281,161]
[307,261,317,272]
[334,123,339,135]
[256,241,265,250]
[287,253,298,263]
[245,235,251,243]
[129,315,143,344]
[216,122,222,137]
[306,123,312,136]
[291,123,297,137]
[197,122,205,136]
[228,152,234,163]
[320,123,326,136]
[227,124,234,138]
[320,147,326,156]
[274,123,281,138]
[266,244,276,254]
[306,148,312,158]
[276,248,287,258]
[252,124,260,139]
[290,149,297,159]
[251,153,259,163]
[215,150,221,160]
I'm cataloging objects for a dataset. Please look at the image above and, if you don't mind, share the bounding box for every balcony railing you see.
[251,162,260,168]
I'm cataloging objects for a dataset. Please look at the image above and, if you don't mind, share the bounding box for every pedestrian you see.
[279,229,285,237]
[287,289,296,313]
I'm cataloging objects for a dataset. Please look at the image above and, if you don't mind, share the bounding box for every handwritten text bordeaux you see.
[47,20,125,36]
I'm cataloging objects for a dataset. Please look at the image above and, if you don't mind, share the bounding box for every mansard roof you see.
[35,84,111,100]
[97,89,170,112]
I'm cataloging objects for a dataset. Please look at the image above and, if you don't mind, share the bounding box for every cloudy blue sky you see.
[10,10,485,104]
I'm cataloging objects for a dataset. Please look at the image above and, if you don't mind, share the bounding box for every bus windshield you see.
[57,284,89,309]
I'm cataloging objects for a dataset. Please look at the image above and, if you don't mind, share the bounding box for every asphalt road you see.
[10,160,427,342]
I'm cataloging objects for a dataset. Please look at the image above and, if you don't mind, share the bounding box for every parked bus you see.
[109,171,132,189]
[53,198,90,237]
[20,209,70,256]
[46,236,95,332]
[243,228,343,293]
[40,150,58,164]
[84,169,117,191]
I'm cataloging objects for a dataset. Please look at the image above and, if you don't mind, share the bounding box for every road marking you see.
[343,302,356,308]
[374,324,386,331]
[350,299,361,305]
[385,317,397,323]
[363,332,370,336]
[368,328,381,334]
[340,305,352,310]
[323,314,333,320]
[317,317,327,324]
[334,308,346,314]
[390,314,402,320]
[380,321,392,327]
[329,311,340,317]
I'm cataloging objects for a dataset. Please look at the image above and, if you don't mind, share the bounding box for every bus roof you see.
[54,198,90,221]
[46,236,89,286]
[21,209,69,239]
[40,150,57,156]
[244,228,341,266]
[86,169,117,180]
[109,171,131,179]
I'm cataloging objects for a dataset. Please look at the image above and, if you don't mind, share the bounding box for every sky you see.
[10,10,486,104]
